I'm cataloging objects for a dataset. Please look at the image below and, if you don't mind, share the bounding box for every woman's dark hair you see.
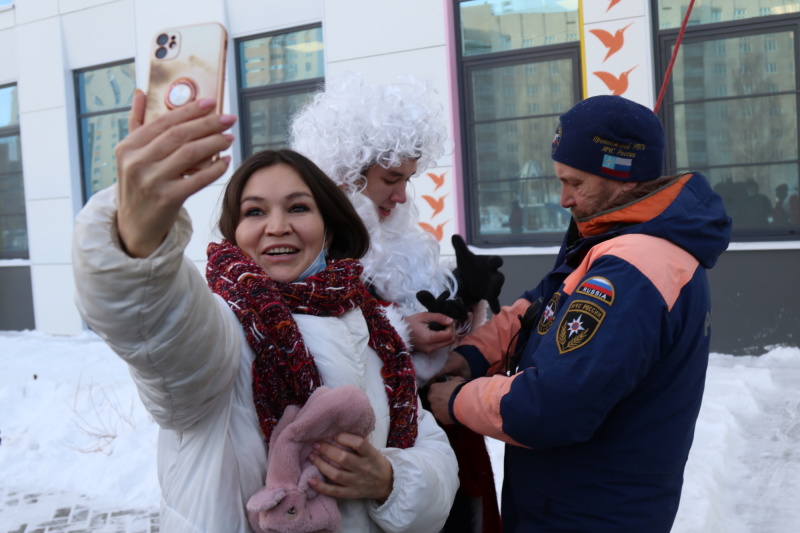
[218,149,370,260]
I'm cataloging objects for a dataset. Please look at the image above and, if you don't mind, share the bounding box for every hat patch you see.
[551,124,562,155]
[556,300,606,354]
[601,154,632,179]
[576,276,615,305]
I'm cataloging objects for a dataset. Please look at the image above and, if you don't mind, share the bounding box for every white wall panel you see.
[132,0,227,44]
[323,0,445,63]
[16,17,67,113]
[0,29,16,80]
[61,0,135,68]
[59,0,119,13]
[30,263,83,335]
[0,6,15,30]
[26,197,74,264]
[226,0,322,38]
[18,107,73,200]
[13,0,59,25]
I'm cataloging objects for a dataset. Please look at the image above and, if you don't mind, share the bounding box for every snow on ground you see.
[1,330,799,531]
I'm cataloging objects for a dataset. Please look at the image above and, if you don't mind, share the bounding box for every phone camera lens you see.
[156,33,169,45]
[155,47,167,59]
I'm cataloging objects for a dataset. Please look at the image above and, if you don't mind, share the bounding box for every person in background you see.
[72,92,458,533]
[290,73,503,533]
[428,95,732,532]
[505,200,524,233]
[773,183,795,224]
[738,178,772,225]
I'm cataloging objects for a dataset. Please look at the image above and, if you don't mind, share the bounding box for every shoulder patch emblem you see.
[556,300,606,354]
[576,276,615,305]
[538,292,561,335]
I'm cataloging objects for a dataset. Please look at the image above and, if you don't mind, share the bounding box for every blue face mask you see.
[294,230,328,282]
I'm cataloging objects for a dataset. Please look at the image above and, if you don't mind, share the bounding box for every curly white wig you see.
[290,73,456,316]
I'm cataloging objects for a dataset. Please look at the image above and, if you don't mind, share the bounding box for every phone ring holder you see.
[165,78,198,109]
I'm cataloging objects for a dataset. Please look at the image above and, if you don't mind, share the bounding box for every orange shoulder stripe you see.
[563,234,699,311]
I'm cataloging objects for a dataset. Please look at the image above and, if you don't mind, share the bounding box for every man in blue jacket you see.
[428,95,732,532]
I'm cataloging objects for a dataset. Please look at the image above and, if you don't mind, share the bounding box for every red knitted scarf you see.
[206,240,418,449]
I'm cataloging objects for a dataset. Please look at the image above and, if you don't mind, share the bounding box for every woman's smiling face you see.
[235,163,326,283]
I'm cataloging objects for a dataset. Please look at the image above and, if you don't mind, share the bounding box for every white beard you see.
[350,193,457,316]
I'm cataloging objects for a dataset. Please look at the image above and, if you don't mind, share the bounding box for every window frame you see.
[235,23,324,158]
[73,58,135,203]
[656,12,800,241]
[0,82,27,260]
[454,0,582,247]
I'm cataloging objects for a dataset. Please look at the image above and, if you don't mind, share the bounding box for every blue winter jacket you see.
[451,172,731,532]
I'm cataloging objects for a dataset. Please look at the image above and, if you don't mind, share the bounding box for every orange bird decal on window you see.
[607,0,623,11]
[422,194,448,218]
[593,65,637,95]
[419,221,449,242]
[426,172,446,192]
[589,22,634,62]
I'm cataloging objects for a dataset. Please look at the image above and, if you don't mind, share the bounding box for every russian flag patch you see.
[577,276,615,305]
[601,154,632,179]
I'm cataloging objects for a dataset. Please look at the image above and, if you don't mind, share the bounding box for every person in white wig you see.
[290,73,504,533]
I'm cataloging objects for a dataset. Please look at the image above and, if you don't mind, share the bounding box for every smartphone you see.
[144,22,228,163]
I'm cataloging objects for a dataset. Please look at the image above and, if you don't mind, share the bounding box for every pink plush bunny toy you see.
[246,385,377,533]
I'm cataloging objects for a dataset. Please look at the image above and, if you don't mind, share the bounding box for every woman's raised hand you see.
[115,90,237,258]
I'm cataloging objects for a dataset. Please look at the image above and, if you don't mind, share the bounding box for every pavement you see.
[1,489,158,533]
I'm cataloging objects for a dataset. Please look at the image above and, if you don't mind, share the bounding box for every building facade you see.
[0,0,797,354]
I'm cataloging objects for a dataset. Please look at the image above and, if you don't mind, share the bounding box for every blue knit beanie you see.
[551,95,665,182]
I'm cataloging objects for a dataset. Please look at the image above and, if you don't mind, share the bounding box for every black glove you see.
[452,234,505,314]
[416,290,469,331]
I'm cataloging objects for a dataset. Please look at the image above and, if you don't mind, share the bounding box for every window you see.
[75,60,136,201]
[657,2,800,239]
[0,84,27,259]
[236,25,324,157]
[457,0,580,245]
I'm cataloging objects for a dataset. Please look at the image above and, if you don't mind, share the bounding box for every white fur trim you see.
[381,303,412,352]
[411,348,449,387]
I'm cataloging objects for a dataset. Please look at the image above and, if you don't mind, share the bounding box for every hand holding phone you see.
[115,23,232,257]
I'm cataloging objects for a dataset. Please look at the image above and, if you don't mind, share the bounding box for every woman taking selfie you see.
[72,92,458,533]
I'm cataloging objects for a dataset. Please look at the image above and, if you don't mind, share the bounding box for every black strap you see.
[505,297,543,376]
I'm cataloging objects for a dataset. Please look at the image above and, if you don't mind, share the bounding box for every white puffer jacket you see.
[72,186,459,533]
